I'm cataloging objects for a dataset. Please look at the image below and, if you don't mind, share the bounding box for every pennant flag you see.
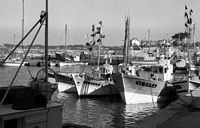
[97,38,101,42]
[187,18,192,24]
[99,21,103,26]
[90,33,96,37]
[89,47,93,51]
[86,42,90,46]
[96,27,101,34]
[184,12,188,18]
[92,24,95,32]
[185,23,188,27]
[189,9,193,15]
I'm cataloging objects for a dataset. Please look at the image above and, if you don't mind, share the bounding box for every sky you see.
[0,0,200,46]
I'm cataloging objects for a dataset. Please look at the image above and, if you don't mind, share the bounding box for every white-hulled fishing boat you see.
[72,22,118,97]
[112,16,178,104]
[48,71,77,93]
[0,1,62,128]
[72,64,118,96]
[112,59,174,104]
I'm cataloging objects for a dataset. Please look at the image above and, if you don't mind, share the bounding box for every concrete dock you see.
[136,89,200,128]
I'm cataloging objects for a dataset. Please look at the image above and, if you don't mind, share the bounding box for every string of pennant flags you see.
[86,21,105,51]
[184,5,194,33]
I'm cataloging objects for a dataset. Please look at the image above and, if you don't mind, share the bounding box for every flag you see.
[90,33,96,37]
[185,23,188,27]
[89,47,93,51]
[96,27,101,34]
[92,24,95,32]
[184,12,188,18]
[187,18,192,24]
[189,9,193,15]
[99,21,103,26]
[86,42,90,46]
[97,38,101,42]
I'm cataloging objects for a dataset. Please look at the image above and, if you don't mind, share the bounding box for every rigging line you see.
[26,66,34,79]
[0,15,46,105]
[1,17,43,64]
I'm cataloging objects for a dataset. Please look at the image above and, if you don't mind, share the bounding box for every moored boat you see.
[48,71,77,93]
[113,59,175,104]
[72,64,118,96]
[112,16,182,104]
[72,21,119,97]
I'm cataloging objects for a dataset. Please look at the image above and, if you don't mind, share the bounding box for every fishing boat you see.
[72,22,118,96]
[48,71,77,93]
[112,16,179,104]
[0,49,26,67]
[158,6,200,109]
[113,58,176,104]
[0,1,62,128]
[72,64,118,96]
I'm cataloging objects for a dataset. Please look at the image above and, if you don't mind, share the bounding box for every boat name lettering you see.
[135,81,157,88]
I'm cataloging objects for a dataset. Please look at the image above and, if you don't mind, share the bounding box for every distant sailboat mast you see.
[148,29,150,51]
[14,26,16,46]
[22,0,24,53]
[65,24,67,55]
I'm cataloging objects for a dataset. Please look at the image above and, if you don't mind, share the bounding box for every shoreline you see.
[135,92,200,128]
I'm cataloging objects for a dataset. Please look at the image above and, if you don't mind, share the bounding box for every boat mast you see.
[193,22,195,51]
[65,24,67,55]
[184,5,194,90]
[45,0,48,81]
[123,16,130,64]
[97,22,102,77]
[14,27,16,46]
[92,24,95,65]
[127,17,130,64]
[22,0,24,53]
[148,29,150,51]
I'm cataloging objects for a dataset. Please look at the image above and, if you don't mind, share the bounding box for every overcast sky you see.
[0,0,199,46]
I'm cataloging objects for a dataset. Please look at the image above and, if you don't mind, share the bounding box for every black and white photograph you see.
[0,0,200,128]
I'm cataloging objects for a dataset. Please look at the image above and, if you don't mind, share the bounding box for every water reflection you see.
[53,92,158,128]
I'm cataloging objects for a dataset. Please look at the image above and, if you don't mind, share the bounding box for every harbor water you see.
[0,66,158,128]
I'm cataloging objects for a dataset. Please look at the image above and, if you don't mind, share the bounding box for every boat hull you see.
[112,73,166,104]
[48,72,76,93]
[57,82,76,93]
[72,74,118,96]
[0,62,25,67]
